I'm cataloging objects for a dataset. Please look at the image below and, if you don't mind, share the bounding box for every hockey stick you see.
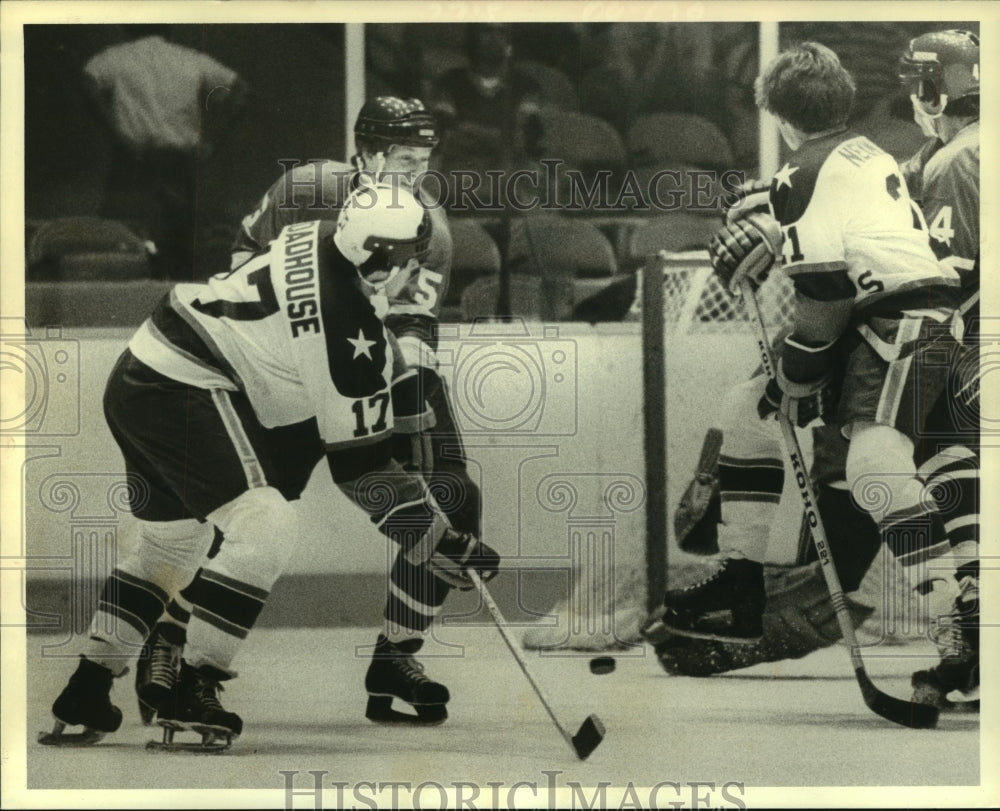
[468,570,606,759]
[738,279,939,730]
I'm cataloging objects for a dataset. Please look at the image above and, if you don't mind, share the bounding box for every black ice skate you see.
[147,661,243,753]
[365,635,449,725]
[912,579,979,713]
[659,557,766,644]
[38,655,123,746]
[135,622,185,726]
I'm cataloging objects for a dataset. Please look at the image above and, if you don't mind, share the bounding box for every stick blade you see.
[571,714,606,760]
[856,668,939,729]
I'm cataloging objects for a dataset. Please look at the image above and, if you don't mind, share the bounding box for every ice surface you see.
[20,625,980,800]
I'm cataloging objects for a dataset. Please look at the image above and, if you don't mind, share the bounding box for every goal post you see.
[641,256,668,617]
[522,251,797,652]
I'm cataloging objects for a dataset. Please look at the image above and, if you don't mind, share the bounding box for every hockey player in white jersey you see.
[135,97,488,727]
[40,184,499,749]
[647,32,980,713]
[656,42,963,645]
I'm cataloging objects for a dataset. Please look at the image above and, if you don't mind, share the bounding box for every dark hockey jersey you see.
[919,121,979,318]
[130,220,395,448]
[232,160,453,320]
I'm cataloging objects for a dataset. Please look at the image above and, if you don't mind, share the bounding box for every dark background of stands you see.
[22,21,978,324]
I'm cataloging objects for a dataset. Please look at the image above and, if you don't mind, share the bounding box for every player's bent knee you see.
[130,518,216,594]
[207,487,298,584]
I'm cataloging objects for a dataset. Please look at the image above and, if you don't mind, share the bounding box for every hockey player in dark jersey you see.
[645,33,981,713]
[39,184,499,749]
[652,43,963,650]
[134,97,487,727]
[897,28,980,709]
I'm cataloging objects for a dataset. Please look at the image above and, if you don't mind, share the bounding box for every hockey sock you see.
[162,594,193,637]
[712,377,786,562]
[85,518,214,675]
[185,487,297,676]
[717,452,783,563]
[847,423,953,592]
[918,445,979,556]
[384,548,450,641]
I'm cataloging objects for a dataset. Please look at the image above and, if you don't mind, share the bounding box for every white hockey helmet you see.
[334,182,431,287]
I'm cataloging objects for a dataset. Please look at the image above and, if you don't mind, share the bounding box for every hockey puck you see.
[589,656,616,675]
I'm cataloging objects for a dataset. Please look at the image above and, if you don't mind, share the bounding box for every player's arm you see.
[387,330,437,476]
[758,275,852,427]
[327,444,498,590]
[923,154,979,293]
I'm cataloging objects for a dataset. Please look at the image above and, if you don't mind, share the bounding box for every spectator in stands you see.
[429,23,543,167]
[579,24,726,136]
[83,25,248,279]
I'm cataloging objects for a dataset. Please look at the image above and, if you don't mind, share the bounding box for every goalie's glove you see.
[757,335,839,427]
[709,212,782,295]
[723,177,772,225]
[391,368,437,477]
[428,529,501,590]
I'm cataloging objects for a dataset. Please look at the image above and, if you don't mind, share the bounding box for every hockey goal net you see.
[521,252,916,652]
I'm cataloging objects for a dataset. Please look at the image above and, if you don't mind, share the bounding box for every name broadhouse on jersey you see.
[282,221,322,338]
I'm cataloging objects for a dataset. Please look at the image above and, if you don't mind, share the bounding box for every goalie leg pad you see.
[675,428,723,556]
[652,562,874,677]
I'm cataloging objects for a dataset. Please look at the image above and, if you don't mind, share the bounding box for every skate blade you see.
[145,739,231,754]
[37,727,106,747]
[147,719,233,752]
[366,695,447,726]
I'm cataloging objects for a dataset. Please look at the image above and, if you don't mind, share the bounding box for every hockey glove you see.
[391,368,437,477]
[429,529,501,590]
[757,335,838,427]
[709,212,783,295]
[723,177,772,225]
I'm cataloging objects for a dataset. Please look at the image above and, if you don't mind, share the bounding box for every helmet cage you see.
[357,210,432,277]
[898,55,944,110]
[899,30,979,116]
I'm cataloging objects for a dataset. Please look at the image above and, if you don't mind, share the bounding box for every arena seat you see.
[627,113,735,171]
[445,219,502,308]
[515,59,579,110]
[537,109,627,173]
[507,215,618,280]
[459,273,575,322]
[27,217,152,281]
[626,212,717,267]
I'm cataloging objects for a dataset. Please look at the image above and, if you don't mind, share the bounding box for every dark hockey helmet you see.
[899,29,979,116]
[335,182,432,283]
[353,96,440,149]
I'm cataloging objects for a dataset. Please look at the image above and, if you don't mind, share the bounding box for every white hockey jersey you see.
[129,220,395,448]
[770,130,959,316]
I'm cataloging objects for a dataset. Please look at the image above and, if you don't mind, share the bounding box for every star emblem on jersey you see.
[774,163,799,190]
[348,329,377,360]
